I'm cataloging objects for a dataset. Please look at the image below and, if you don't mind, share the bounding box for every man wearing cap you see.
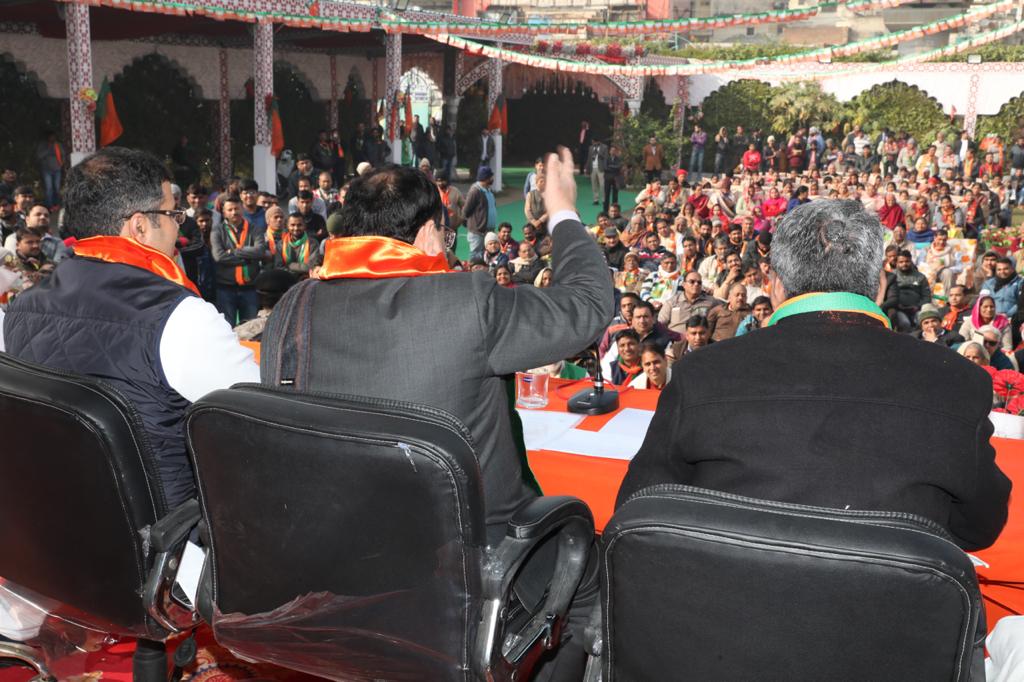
[463,166,496,260]
[913,305,963,348]
[0,194,25,244]
[620,199,1010,555]
[13,186,35,218]
[601,225,628,270]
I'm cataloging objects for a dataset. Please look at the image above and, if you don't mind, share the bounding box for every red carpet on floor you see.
[0,626,324,681]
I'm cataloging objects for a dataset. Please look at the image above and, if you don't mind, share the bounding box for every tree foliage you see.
[619,108,680,185]
[977,94,1024,143]
[768,82,844,135]
[844,81,950,143]
[699,79,772,136]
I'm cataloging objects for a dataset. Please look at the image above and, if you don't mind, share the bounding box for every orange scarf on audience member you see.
[73,236,200,295]
[317,235,449,280]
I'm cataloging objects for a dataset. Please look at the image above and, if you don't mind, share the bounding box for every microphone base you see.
[567,386,619,415]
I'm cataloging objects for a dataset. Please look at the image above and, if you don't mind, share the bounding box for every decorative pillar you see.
[964,71,980,139]
[384,32,403,164]
[329,54,339,131]
[218,48,232,183]
[443,95,460,128]
[253,22,276,193]
[487,49,503,192]
[66,2,95,165]
[674,75,689,133]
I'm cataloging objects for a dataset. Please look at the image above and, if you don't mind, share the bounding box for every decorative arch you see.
[456,59,506,97]
[0,53,62,183]
[400,66,443,121]
[110,53,215,181]
[274,58,322,101]
[0,51,51,98]
[111,52,207,100]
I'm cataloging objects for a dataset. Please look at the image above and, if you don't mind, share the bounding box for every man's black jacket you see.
[617,310,1011,551]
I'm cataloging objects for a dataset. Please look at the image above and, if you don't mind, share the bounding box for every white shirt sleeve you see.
[159,296,261,403]
[0,308,5,353]
[547,210,580,234]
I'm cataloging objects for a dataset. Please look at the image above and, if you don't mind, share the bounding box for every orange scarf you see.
[265,227,282,256]
[223,219,251,285]
[318,235,449,280]
[73,236,200,296]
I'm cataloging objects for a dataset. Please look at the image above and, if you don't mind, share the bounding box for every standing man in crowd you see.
[211,194,266,325]
[463,166,497,261]
[619,199,1010,555]
[35,130,65,209]
[478,127,496,178]
[586,137,608,207]
[604,145,624,214]
[261,147,613,681]
[643,136,664,184]
[2,146,259,510]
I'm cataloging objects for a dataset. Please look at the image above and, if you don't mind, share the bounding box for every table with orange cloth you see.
[525,377,1024,628]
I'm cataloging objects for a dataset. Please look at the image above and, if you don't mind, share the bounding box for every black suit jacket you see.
[262,219,613,534]
[617,310,1011,551]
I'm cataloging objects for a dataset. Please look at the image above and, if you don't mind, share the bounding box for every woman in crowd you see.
[493,264,514,288]
[533,267,553,289]
[761,135,779,172]
[629,343,671,391]
[878,193,905,230]
[958,340,989,366]
[714,127,731,175]
[961,293,1012,351]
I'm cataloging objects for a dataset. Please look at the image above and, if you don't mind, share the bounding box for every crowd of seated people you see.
[0,121,1022,679]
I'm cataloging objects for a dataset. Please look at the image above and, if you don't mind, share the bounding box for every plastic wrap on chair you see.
[210,542,483,682]
[0,578,121,676]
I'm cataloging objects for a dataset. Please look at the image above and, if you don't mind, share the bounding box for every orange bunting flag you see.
[404,88,414,135]
[268,97,285,158]
[487,93,508,135]
[96,77,123,147]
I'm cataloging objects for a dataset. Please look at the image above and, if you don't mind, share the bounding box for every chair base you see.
[132,638,167,682]
[0,641,56,681]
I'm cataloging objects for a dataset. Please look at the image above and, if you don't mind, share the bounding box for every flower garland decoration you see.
[533,41,645,60]
[78,87,98,113]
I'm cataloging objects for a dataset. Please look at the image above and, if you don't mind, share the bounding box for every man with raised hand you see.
[261,149,612,681]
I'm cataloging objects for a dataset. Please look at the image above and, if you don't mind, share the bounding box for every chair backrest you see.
[0,353,167,637]
[601,484,981,681]
[186,385,487,681]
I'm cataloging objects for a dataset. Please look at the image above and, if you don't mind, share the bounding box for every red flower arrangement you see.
[985,366,1024,414]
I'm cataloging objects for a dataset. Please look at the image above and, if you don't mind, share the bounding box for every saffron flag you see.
[269,98,285,158]
[487,93,508,135]
[96,77,123,147]
[389,90,401,140]
[403,88,413,135]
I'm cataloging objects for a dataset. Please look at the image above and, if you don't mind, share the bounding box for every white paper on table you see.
[517,409,584,451]
[543,408,655,461]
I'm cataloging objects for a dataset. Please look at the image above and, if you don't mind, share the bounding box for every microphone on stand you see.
[567,343,619,416]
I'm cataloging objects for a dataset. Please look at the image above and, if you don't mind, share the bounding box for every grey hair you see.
[771,200,884,300]
[63,147,170,239]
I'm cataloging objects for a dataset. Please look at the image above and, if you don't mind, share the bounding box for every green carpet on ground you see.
[454,166,638,261]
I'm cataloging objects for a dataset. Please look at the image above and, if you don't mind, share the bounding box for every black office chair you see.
[185,385,594,682]
[589,484,982,681]
[0,354,200,681]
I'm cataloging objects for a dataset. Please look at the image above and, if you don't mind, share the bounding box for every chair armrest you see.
[150,499,201,553]
[506,496,593,541]
[475,496,595,681]
[142,499,203,635]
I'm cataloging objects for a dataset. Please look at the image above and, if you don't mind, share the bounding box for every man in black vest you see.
[618,199,1010,552]
[2,147,259,510]
[261,149,613,680]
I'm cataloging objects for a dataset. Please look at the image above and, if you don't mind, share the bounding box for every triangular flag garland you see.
[95,76,123,147]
